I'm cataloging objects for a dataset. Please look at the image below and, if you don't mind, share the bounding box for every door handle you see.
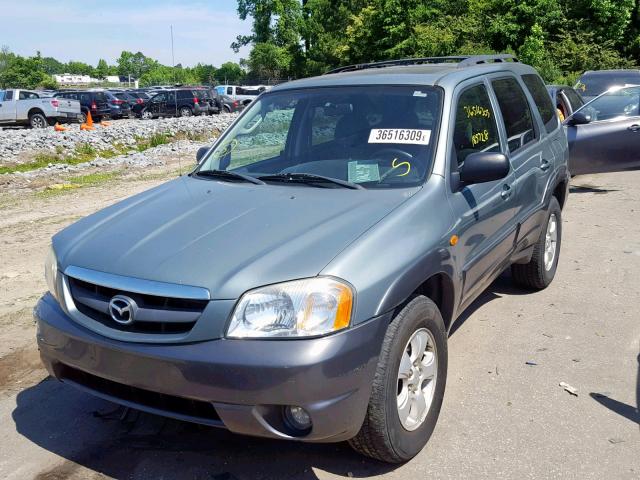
[540,159,551,171]
[501,184,512,200]
[628,124,640,132]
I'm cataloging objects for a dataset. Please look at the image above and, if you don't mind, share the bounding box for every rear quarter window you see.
[522,74,558,133]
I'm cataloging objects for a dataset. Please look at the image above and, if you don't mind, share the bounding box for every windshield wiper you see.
[258,173,364,190]
[192,169,265,185]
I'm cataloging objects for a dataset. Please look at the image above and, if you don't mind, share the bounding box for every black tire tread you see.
[511,196,561,290]
[348,296,439,463]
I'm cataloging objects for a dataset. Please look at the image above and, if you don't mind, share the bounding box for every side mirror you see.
[196,146,209,163]
[567,111,591,126]
[460,152,510,185]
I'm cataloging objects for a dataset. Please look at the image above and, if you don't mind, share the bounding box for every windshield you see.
[577,85,640,121]
[198,86,442,189]
[577,73,640,97]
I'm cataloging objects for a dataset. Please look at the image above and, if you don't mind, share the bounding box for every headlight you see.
[227,277,353,338]
[44,245,59,300]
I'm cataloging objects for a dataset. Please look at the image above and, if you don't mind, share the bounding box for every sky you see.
[0,0,253,67]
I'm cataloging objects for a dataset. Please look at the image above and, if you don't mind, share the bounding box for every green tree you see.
[246,43,291,80]
[193,63,217,84]
[95,59,111,79]
[117,51,158,79]
[65,60,95,76]
[0,55,57,89]
[214,62,246,84]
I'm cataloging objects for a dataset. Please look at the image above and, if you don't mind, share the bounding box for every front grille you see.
[68,276,207,334]
[59,364,222,425]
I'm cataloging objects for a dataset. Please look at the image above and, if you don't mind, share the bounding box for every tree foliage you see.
[237,0,640,83]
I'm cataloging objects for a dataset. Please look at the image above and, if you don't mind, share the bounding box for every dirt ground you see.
[0,167,638,479]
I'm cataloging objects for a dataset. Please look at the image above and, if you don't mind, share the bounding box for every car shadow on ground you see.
[569,185,619,194]
[12,378,397,480]
[589,350,640,429]
[449,271,529,336]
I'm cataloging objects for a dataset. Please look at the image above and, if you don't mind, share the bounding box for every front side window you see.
[198,86,443,189]
[492,78,536,153]
[577,86,640,121]
[522,74,558,133]
[452,84,500,167]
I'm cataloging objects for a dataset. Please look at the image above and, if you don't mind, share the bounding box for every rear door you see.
[565,85,640,175]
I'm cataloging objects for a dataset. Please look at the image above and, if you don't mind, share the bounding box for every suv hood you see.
[54,176,416,299]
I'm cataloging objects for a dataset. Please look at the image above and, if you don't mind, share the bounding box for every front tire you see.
[29,112,47,129]
[349,296,448,463]
[511,196,562,290]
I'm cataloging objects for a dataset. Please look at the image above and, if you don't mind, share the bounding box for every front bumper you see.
[35,294,389,442]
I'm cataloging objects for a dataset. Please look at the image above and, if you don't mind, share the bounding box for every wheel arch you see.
[27,108,46,118]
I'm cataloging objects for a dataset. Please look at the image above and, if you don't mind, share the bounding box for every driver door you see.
[565,86,640,175]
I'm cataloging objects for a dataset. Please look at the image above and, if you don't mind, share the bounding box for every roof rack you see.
[325,54,519,74]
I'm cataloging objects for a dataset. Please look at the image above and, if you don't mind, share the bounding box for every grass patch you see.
[69,171,120,185]
[36,171,121,198]
[0,142,133,175]
[136,132,171,152]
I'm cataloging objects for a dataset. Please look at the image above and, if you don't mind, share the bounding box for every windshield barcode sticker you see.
[368,128,431,145]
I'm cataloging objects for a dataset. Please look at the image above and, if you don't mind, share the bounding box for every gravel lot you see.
[0,169,638,479]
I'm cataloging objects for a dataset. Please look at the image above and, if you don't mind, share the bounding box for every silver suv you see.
[37,55,570,463]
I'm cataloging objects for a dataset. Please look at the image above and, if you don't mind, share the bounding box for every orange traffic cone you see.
[100,121,111,127]
[86,111,94,128]
[54,123,66,132]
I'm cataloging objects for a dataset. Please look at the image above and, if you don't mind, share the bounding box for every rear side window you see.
[452,84,501,167]
[492,78,536,153]
[227,87,233,95]
[522,74,558,133]
[563,89,584,112]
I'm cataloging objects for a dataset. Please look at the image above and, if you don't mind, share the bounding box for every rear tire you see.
[511,196,562,290]
[141,109,153,120]
[349,296,447,463]
[29,112,47,129]
[79,111,87,123]
[179,106,193,117]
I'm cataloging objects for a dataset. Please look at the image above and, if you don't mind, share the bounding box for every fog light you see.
[284,405,312,431]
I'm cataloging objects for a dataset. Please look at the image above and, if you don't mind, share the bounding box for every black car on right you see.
[564,84,640,175]
[139,88,211,119]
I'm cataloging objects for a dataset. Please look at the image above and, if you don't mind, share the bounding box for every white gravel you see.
[0,114,237,166]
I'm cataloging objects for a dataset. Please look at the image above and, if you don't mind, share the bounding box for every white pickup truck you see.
[0,89,82,128]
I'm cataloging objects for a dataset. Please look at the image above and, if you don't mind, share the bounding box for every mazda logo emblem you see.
[108,295,137,325]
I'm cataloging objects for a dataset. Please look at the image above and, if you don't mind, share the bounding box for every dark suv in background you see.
[140,88,211,119]
[54,90,111,122]
[576,69,640,102]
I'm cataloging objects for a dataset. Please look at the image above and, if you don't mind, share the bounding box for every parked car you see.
[547,85,585,121]
[575,69,640,102]
[564,84,640,175]
[111,91,150,116]
[39,54,575,464]
[54,90,111,122]
[0,89,81,128]
[139,88,210,119]
[103,91,132,119]
[215,85,263,104]
[219,94,244,113]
